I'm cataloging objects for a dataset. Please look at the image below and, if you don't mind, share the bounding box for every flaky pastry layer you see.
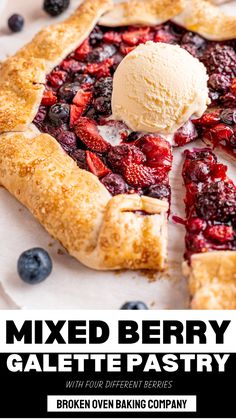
[100,0,236,41]
[0,130,168,270]
[183,252,236,309]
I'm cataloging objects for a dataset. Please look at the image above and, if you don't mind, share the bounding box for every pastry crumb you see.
[57,248,65,255]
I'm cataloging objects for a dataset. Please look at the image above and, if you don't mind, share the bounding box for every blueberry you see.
[8,14,24,33]
[120,301,148,310]
[48,103,70,126]
[43,0,70,17]
[58,83,80,102]
[17,248,52,284]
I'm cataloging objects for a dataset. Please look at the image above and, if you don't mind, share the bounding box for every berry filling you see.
[182,149,236,261]
[33,22,236,201]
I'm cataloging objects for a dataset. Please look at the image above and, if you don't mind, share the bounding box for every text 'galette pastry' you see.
[0,0,236,309]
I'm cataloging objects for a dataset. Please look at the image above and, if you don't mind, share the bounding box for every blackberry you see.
[202,44,236,77]
[94,77,113,98]
[43,0,70,17]
[8,14,24,32]
[208,73,231,92]
[93,97,111,115]
[196,181,236,222]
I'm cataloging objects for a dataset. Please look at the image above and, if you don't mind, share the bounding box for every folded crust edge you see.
[0,130,168,271]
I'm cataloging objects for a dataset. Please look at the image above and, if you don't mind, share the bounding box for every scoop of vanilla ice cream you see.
[112,41,209,135]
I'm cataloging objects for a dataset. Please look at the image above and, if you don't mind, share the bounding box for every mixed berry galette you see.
[0,0,236,308]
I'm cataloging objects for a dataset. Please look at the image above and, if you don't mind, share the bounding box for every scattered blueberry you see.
[120,301,148,310]
[8,14,24,33]
[43,0,70,17]
[17,248,52,284]
[48,103,70,126]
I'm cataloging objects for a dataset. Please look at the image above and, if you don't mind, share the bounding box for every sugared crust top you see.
[174,0,236,41]
[0,57,46,133]
[17,0,113,71]
[100,0,236,41]
[0,0,113,133]
[99,0,185,26]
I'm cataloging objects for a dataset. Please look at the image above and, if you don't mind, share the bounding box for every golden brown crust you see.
[99,0,185,27]
[0,0,113,133]
[100,0,236,41]
[0,130,168,270]
[183,252,236,309]
[0,57,46,133]
[17,0,113,71]
[174,0,236,41]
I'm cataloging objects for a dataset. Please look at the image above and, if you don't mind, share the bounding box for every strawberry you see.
[103,31,122,44]
[47,70,67,88]
[86,151,111,178]
[192,112,220,127]
[86,58,113,78]
[122,27,151,46]
[73,89,92,107]
[41,90,57,106]
[74,39,91,60]
[205,225,234,243]
[119,43,136,56]
[231,77,236,94]
[212,163,227,181]
[70,105,83,128]
[123,163,156,188]
[75,117,110,153]
[107,144,146,173]
[154,30,174,44]
[204,124,234,144]
[135,135,172,170]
